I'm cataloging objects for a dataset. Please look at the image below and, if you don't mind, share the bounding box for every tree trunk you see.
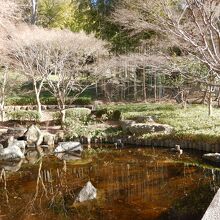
[33,80,42,120]
[0,102,5,122]
[0,70,7,122]
[143,70,147,102]
[31,0,38,24]
[58,101,66,128]
[201,86,208,104]
[134,71,137,101]
[60,109,66,127]
[154,72,157,102]
[208,88,213,116]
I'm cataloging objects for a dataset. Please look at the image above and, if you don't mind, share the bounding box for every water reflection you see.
[0,148,219,220]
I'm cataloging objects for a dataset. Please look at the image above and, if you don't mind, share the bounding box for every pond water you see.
[0,147,219,220]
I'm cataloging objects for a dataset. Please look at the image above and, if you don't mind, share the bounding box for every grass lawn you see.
[101,103,220,139]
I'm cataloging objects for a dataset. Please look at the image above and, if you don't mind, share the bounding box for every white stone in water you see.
[202,188,220,220]
[54,142,82,153]
[175,145,181,151]
[203,153,220,163]
[0,145,25,161]
[75,181,97,203]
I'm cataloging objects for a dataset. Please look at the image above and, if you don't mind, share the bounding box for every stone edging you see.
[80,136,219,153]
[5,104,94,111]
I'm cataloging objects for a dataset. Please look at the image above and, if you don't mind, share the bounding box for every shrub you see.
[109,110,121,121]
[40,97,57,105]
[6,97,36,105]
[72,97,92,105]
[53,108,92,122]
[6,110,40,121]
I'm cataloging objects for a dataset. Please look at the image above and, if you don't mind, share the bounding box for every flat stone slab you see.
[203,153,220,163]
[202,189,220,220]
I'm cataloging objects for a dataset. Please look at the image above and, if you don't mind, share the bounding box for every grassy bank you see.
[99,103,220,143]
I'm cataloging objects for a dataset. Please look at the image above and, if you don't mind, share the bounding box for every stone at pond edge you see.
[0,144,25,161]
[128,123,173,135]
[54,142,83,153]
[203,153,220,163]
[202,188,220,220]
[74,181,97,203]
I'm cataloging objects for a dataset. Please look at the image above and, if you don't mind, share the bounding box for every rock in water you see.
[55,153,81,161]
[24,125,55,148]
[0,144,25,161]
[24,125,41,146]
[75,181,97,203]
[54,142,83,153]
[203,153,220,163]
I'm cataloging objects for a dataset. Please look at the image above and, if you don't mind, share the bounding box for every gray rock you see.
[41,105,47,110]
[7,127,27,137]
[75,181,97,203]
[24,125,54,148]
[42,132,55,147]
[8,137,26,151]
[203,153,220,163]
[54,142,83,153]
[120,120,135,132]
[129,123,173,135]
[55,153,81,161]
[135,116,155,123]
[202,188,220,220]
[0,144,25,161]
[24,125,41,146]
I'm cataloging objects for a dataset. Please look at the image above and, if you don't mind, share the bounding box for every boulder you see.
[203,153,220,163]
[42,132,55,147]
[54,142,82,153]
[135,116,155,123]
[24,125,41,146]
[128,123,173,135]
[75,181,97,203]
[24,125,54,148]
[8,137,26,151]
[55,131,65,143]
[120,120,135,132]
[7,127,27,138]
[202,188,220,220]
[0,144,25,161]
[55,153,81,161]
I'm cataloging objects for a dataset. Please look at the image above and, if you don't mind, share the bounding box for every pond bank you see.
[80,135,220,153]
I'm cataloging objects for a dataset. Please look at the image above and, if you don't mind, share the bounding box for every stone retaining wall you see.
[80,136,220,153]
[5,104,94,111]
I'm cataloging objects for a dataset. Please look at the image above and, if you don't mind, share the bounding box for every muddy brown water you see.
[0,147,219,220]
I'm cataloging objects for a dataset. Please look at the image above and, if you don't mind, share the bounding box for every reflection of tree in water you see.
[0,151,220,220]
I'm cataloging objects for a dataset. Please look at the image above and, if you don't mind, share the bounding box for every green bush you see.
[7,110,40,121]
[53,108,92,122]
[108,110,121,121]
[72,97,92,105]
[40,97,57,105]
[6,96,92,106]
[6,97,36,105]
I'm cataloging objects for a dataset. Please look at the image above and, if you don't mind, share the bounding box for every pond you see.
[0,146,219,220]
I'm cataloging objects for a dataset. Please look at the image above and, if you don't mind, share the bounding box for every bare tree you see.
[6,26,50,118]
[31,0,38,24]
[7,26,107,124]
[98,53,168,102]
[41,30,107,125]
[113,0,220,114]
